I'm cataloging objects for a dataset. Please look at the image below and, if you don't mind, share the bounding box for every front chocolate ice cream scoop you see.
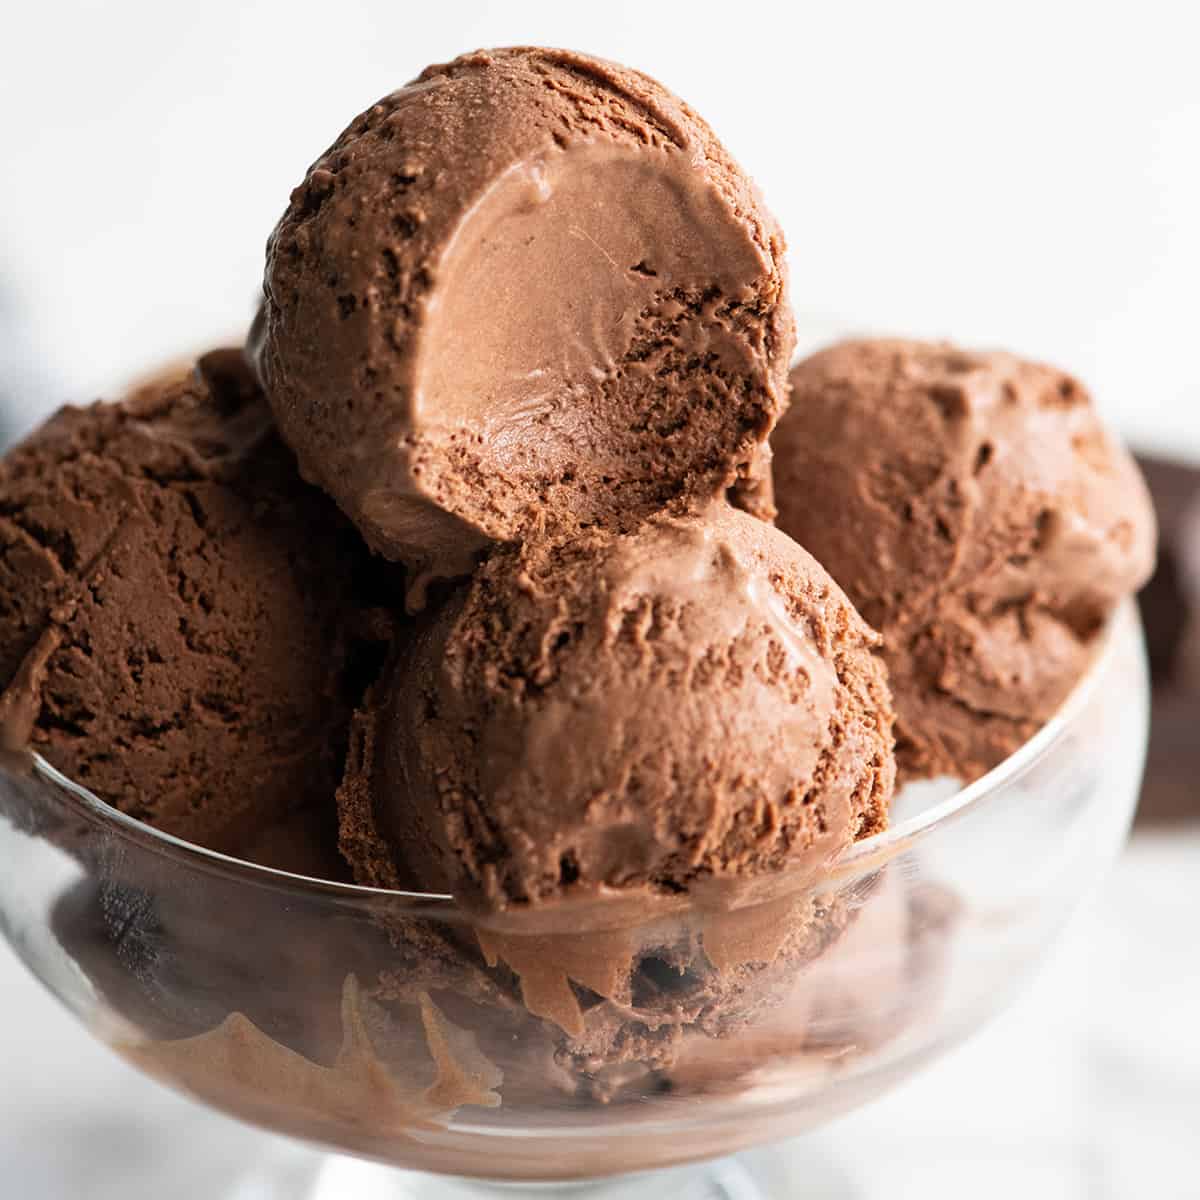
[252,47,794,594]
[338,503,894,912]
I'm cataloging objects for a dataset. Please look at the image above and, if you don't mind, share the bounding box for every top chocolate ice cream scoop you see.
[772,338,1156,781]
[253,47,794,594]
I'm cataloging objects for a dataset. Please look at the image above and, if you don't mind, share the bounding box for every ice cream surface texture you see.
[773,338,1156,781]
[253,47,794,590]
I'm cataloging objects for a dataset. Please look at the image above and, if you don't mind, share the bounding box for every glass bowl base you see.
[302,1142,858,1200]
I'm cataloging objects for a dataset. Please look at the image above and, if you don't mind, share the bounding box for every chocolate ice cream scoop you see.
[773,338,1156,781]
[338,503,894,911]
[253,47,794,593]
[0,351,396,852]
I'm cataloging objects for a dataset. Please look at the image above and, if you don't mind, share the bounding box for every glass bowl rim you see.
[16,600,1139,906]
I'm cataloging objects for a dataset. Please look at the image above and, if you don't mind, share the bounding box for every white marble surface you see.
[2,830,1198,1198]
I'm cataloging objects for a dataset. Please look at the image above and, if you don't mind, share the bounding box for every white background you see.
[1,3,1198,1196]
[0,1,1197,455]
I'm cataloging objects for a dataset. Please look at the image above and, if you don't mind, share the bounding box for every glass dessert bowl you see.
[0,602,1148,1199]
